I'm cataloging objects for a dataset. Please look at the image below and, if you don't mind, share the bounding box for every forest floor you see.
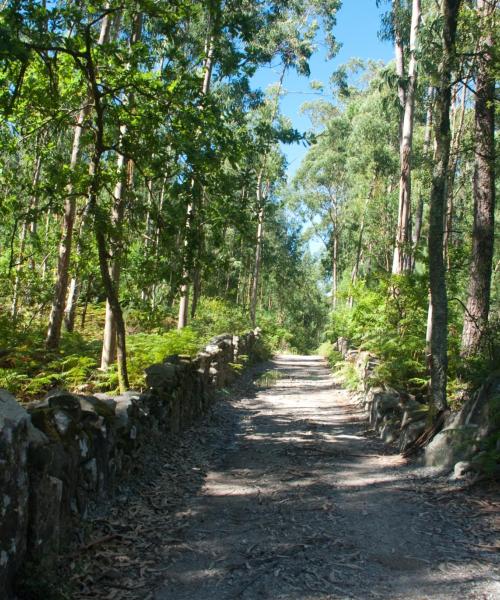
[68,356,500,600]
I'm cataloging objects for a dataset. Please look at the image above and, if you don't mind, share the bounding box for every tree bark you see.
[84,22,129,391]
[177,32,215,329]
[392,0,421,274]
[461,0,495,356]
[64,199,92,332]
[393,0,406,118]
[332,233,338,308]
[427,0,461,413]
[250,171,265,326]
[101,12,142,369]
[45,13,112,349]
[444,82,467,266]
[411,86,434,271]
[11,152,42,320]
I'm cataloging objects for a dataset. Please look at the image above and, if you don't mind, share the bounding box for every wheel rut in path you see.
[151,355,498,600]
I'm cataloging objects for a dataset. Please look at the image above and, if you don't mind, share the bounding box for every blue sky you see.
[251,0,394,180]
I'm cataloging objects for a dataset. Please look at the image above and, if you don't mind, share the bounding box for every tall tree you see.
[427,0,461,412]
[392,0,421,274]
[101,10,143,370]
[461,0,496,356]
[45,9,112,349]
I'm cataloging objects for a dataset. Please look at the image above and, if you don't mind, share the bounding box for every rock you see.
[399,418,427,452]
[380,417,401,444]
[27,475,63,558]
[47,392,82,421]
[336,337,350,357]
[425,424,479,468]
[78,395,116,418]
[26,422,49,448]
[401,402,428,428]
[0,389,29,597]
[0,328,259,594]
[425,373,500,471]
[145,363,177,389]
[368,389,401,428]
[451,461,473,480]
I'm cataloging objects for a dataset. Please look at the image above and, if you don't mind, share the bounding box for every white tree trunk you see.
[392,0,421,274]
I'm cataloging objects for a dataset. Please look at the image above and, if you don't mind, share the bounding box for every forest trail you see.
[75,356,499,600]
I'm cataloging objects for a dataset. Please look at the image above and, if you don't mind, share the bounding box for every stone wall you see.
[0,329,262,598]
[337,346,429,454]
[334,339,500,476]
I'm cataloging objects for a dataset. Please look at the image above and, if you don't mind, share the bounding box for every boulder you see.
[368,389,401,428]
[27,474,63,558]
[78,395,116,419]
[425,374,500,471]
[425,423,479,469]
[451,461,473,480]
[380,417,401,443]
[336,337,350,358]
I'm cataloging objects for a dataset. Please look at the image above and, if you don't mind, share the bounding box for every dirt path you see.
[73,356,499,600]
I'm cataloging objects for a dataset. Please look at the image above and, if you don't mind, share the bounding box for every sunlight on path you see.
[153,356,498,600]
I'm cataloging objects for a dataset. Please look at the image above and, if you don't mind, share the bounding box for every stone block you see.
[145,363,177,390]
[399,418,427,452]
[0,389,30,597]
[27,474,63,558]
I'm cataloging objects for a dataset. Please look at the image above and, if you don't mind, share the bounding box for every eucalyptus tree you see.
[427,0,461,412]
[392,0,421,274]
[461,0,496,357]
[45,6,114,350]
[292,102,349,306]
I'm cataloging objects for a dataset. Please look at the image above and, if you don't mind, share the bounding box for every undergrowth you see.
[322,274,499,399]
[0,297,276,402]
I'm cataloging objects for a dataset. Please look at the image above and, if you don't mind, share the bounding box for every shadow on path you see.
[150,355,499,600]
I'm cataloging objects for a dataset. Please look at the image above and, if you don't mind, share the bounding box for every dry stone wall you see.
[0,329,262,598]
[334,341,429,453]
[334,339,500,477]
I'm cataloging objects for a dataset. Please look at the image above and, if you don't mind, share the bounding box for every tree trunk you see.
[349,181,374,306]
[332,233,338,308]
[427,0,461,413]
[11,153,42,320]
[411,86,434,270]
[393,0,406,119]
[101,12,142,369]
[250,171,265,326]
[461,0,495,357]
[392,0,421,275]
[84,29,129,392]
[177,34,215,329]
[45,13,112,349]
[100,130,134,368]
[444,82,468,266]
[64,201,92,332]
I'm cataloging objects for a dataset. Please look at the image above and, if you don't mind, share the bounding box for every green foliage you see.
[325,275,429,390]
[316,341,342,368]
[125,328,202,389]
[0,298,270,400]
[334,361,361,391]
[190,298,251,341]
